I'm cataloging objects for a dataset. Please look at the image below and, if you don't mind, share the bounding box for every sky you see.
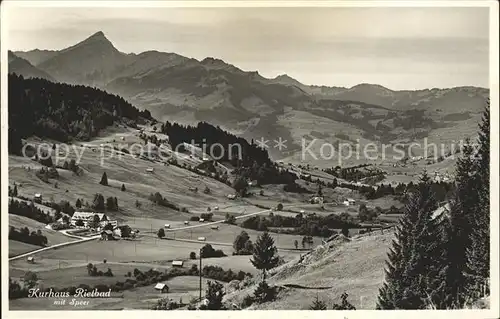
[4,5,490,90]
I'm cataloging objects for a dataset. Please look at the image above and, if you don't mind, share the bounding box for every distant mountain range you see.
[10,31,489,162]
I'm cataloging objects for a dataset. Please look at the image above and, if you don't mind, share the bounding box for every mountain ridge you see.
[9,31,489,162]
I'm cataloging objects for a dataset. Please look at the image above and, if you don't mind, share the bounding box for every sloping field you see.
[9,240,40,257]
[8,128,237,224]
[225,231,394,310]
[9,214,76,246]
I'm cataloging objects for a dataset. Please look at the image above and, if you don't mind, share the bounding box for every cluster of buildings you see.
[70,211,118,229]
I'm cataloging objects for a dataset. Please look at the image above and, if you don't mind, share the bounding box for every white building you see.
[71,212,116,229]
[154,283,169,293]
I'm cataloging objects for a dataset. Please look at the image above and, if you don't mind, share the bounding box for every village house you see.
[171,260,184,268]
[71,212,117,229]
[34,193,43,203]
[112,227,122,238]
[154,283,169,293]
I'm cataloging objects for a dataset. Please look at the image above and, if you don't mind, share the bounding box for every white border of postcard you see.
[1,1,499,319]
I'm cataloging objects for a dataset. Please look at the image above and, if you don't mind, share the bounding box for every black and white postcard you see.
[1,1,498,317]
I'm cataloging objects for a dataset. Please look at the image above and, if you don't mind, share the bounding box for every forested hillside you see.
[8,74,153,154]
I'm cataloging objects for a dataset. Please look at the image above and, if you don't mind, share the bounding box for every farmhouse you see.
[146,168,154,173]
[34,193,43,203]
[71,212,116,229]
[27,256,35,263]
[199,218,205,223]
[171,260,184,268]
[154,283,169,293]
[184,221,189,225]
[164,224,171,229]
[210,225,219,230]
[197,237,206,241]
[227,194,236,200]
[112,227,122,238]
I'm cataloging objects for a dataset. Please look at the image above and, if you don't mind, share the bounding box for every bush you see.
[205,280,225,310]
[332,292,356,310]
[152,298,180,310]
[200,212,213,221]
[253,281,277,304]
[189,264,199,275]
[202,265,252,282]
[240,295,255,308]
[200,244,226,258]
[189,251,197,259]
[190,216,200,222]
[148,192,179,210]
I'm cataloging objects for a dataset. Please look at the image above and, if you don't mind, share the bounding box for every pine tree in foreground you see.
[251,232,280,282]
[402,172,447,309]
[377,182,422,309]
[441,140,477,307]
[309,295,327,310]
[377,171,443,309]
[466,101,490,300]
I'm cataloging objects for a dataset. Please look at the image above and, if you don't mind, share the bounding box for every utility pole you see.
[199,248,203,301]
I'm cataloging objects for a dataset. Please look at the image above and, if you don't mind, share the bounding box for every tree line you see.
[8,73,152,154]
[9,226,48,247]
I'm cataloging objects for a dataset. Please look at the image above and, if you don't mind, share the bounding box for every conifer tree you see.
[121,184,126,191]
[441,140,477,307]
[377,189,420,309]
[401,172,447,309]
[466,102,490,300]
[75,198,82,209]
[377,171,442,309]
[251,232,280,282]
[99,172,108,186]
[309,295,327,310]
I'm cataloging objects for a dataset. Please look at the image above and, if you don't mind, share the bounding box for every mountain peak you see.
[76,31,112,46]
[89,31,106,39]
[59,31,117,54]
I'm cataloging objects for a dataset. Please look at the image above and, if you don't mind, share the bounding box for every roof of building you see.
[172,260,184,266]
[154,283,167,290]
[72,212,106,220]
